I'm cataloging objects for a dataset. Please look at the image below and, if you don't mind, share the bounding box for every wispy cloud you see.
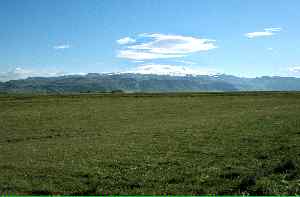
[117,33,217,60]
[288,66,300,73]
[0,67,67,81]
[245,27,282,38]
[175,60,197,65]
[125,64,218,76]
[117,37,136,45]
[132,60,145,63]
[53,44,71,50]
[118,50,184,60]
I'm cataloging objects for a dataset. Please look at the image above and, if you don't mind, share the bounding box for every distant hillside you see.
[1,73,300,93]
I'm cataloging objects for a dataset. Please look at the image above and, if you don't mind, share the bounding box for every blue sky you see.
[1,0,300,80]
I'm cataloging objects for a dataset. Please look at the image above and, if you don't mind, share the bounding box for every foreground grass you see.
[0,92,299,195]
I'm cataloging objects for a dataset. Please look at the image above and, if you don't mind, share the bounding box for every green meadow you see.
[0,92,299,195]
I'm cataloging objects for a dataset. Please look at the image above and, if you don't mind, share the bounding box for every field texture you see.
[0,93,300,195]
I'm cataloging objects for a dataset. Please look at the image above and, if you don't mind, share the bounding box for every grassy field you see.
[0,92,299,195]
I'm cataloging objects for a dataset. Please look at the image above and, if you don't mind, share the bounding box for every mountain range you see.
[1,73,300,93]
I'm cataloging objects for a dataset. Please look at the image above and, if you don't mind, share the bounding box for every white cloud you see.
[117,33,217,60]
[117,37,136,45]
[132,60,145,63]
[288,66,300,73]
[125,64,218,76]
[117,50,184,60]
[175,60,196,65]
[0,67,67,82]
[53,44,71,50]
[264,28,282,32]
[245,27,282,38]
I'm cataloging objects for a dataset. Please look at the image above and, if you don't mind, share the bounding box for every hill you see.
[1,73,300,93]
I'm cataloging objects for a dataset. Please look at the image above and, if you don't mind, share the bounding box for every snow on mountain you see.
[125,64,218,76]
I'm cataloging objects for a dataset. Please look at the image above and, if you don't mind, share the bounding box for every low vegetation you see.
[0,92,299,195]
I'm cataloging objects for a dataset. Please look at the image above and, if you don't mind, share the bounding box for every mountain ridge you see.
[1,73,300,93]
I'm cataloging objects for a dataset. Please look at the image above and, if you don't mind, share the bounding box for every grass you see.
[0,92,299,195]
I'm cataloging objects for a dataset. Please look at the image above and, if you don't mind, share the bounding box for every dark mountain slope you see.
[1,73,300,93]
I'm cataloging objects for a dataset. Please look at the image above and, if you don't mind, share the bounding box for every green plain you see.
[0,92,299,195]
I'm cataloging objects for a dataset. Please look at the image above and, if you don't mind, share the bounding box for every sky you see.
[1,0,300,80]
